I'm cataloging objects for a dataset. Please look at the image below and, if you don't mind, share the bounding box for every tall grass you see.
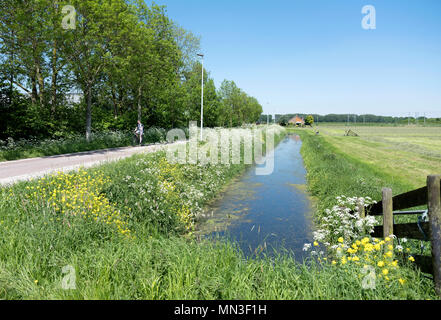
[0,126,438,300]
[0,127,189,162]
[294,129,415,214]
[294,128,437,285]
[1,236,435,300]
[0,131,133,162]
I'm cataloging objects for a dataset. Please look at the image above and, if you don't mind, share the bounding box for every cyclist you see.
[134,120,144,146]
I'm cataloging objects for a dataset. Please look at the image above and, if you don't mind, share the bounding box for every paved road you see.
[0,144,173,185]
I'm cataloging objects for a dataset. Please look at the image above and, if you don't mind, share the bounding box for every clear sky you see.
[151,0,441,117]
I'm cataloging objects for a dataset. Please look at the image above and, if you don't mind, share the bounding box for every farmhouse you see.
[288,115,305,127]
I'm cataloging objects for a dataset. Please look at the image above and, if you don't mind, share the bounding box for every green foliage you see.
[305,115,314,126]
[0,1,264,145]
[217,80,262,127]
[0,131,134,161]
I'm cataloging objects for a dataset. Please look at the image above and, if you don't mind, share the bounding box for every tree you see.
[0,1,263,141]
[305,115,314,126]
[61,0,131,141]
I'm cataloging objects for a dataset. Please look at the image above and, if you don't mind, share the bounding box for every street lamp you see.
[266,102,269,125]
[197,53,204,140]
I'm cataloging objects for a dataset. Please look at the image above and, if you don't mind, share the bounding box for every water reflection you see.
[196,134,314,261]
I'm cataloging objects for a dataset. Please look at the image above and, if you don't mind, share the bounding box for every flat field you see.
[315,125,441,189]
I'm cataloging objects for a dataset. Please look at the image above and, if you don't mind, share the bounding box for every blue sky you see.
[151,0,441,117]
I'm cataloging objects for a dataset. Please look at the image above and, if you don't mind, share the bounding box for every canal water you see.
[196,134,314,260]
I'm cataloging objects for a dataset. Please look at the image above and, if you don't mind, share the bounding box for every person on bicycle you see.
[134,120,144,146]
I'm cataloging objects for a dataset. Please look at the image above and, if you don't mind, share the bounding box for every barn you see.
[288,115,305,127]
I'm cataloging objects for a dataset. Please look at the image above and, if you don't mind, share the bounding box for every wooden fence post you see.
[357,199,365,218]
[382,188,394,238]
[427,175,441,296]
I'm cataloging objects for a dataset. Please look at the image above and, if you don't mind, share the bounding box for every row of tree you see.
[271,114,441,125]
[0,0,262,140]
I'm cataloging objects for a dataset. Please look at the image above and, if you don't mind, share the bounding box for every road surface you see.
[0,143,175,185]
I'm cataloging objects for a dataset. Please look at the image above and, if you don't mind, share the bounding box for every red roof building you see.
[288,115,305,126]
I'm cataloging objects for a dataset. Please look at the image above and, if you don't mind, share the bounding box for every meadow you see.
[292,125,441,298]
[0,125,438,300]
[315,124,441,188]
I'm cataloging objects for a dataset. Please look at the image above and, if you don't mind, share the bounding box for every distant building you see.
[66,92,83,105]
[288,115,305,127]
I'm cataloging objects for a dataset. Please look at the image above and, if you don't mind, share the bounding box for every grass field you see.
[315,125,441,188]
[292,125,441,298]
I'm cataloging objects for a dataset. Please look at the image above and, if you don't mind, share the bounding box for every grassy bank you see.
[293,128,416,213]
[0,128,170,162]
[1,235,434,300]
[0,125,438,300]
[291,128,438,297]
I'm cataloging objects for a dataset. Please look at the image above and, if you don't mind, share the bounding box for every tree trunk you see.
[50,40,57,114]
[36,63,44,105]
[31,74,38,104]
[230,104,233,128]
[111,87,118,119]
[86,85,92,142]
[137,85,142,122]
[9,29,14,104]
[32,36,44,106]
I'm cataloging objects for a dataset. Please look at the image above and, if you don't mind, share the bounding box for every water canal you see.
[196,134,314,260]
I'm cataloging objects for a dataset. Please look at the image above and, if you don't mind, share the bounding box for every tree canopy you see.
[0,0,263,140]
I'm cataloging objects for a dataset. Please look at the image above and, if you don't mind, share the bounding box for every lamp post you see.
[267,102,269,125]
[197,53,204,140]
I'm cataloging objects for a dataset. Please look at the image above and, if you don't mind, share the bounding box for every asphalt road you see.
[0,144,170,185]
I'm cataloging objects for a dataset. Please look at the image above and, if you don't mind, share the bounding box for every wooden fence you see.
[365,175,441,296]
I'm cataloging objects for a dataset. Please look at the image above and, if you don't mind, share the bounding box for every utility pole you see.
[266,102,269,126]
[197,53,204,140]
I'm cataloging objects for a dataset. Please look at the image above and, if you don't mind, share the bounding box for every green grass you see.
[291,128,438,293]
[315,125,441,188]
[1,236,435,300]
[0,128,172,162]
[291,128,414,212]
[0,126,438,300]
